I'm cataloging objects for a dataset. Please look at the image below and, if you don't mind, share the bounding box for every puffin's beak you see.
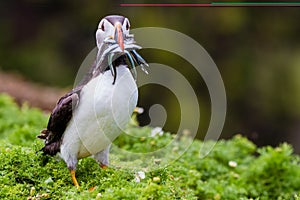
[114,23,124,52]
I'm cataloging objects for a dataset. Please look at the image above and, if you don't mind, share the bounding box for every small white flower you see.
[228,161,238,168]
[151,127,163,137]
[44,177,53,184]
[135,176,140,183]
[134,107,144,114]
[137,171,145,179]
[135,171,146,183]
[95,193,102,199]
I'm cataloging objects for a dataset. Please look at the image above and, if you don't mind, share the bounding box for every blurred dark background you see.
[1,0,300,152]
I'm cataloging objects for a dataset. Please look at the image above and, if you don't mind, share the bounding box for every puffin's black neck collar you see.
[103,54,128,84]
[104,55,127,72]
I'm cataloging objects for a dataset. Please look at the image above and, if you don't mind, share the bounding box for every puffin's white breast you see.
[61,65,138,158]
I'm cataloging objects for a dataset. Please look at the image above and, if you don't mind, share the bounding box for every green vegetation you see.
[0,93,300,199]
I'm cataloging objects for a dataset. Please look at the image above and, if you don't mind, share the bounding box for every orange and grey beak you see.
[114,23,124,52]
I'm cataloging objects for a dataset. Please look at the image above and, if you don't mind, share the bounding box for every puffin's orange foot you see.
[70,170,79,188]
[100,164,108,169]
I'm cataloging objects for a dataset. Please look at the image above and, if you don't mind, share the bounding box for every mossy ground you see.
[0,94,300,199]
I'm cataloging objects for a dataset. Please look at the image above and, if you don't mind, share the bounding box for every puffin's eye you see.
[101,22,105,31]
[126,22,130,30]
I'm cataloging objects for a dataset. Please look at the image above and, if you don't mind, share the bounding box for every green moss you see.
[0,93,300,199]
[0,94,48,146]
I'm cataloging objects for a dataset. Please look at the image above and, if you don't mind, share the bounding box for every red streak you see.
[120,3,211,7]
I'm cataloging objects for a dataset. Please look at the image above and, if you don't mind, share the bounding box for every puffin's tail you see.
[37,129,48,140]
[37,129,61,156]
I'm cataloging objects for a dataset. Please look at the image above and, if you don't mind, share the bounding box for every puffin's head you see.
[96,15,130,51]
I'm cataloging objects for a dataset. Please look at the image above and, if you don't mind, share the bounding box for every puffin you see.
[38,15,148,187]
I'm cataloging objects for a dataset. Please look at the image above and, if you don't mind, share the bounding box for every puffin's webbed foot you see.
[70,169,79,188]
[94,145,110,169]
[100,163,108,169]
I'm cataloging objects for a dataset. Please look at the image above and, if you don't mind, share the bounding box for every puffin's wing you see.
[38,90,80,155]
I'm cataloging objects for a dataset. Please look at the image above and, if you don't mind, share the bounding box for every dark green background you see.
[1,0,300,152]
